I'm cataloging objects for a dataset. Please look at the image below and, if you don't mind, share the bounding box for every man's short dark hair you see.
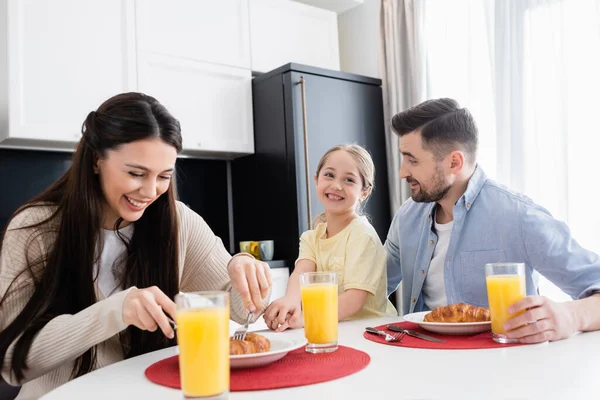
[391,98,478,163]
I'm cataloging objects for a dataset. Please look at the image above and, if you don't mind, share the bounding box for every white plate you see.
[230,332,307,369]
[402,311,492,335]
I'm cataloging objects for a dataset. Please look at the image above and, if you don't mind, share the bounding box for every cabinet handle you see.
[296,76,313,229]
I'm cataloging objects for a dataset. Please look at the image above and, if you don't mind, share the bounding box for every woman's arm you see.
[176,203,270,324]
[1,207,188,384]
[0,211,132,384]
[1,291,132,385]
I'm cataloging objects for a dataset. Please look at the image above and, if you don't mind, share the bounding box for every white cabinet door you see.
[270,267,290,302]
[3,0,136,147]
[136,0,251,69]
[137,52,254,157]
[249,0,340,72]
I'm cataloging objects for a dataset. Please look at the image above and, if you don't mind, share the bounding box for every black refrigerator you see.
[232,63,391,268]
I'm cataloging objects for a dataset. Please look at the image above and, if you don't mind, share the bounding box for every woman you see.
[0,92,271,399]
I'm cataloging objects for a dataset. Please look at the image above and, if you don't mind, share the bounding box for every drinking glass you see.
[485,263,526,344]
[175,291,230,399]
[300,271,338,353]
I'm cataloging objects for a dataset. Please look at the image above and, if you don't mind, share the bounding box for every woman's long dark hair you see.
[0,92,183,382]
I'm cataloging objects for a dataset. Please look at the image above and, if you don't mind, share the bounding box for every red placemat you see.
[145,345,370,391]
[364,321,523,349]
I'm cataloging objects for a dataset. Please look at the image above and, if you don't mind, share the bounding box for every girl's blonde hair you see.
[312,144,375,226]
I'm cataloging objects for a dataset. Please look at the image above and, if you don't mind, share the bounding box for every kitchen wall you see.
[338,0,381,78]
[0,149,231,250]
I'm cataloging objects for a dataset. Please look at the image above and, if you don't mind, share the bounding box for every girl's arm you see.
[338,289,368,321]
[264,230,317,331]
[263,259,316,331]
[283,259,316,302]
[338,231,389,321]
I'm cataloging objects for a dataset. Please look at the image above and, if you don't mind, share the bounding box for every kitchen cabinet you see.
[291,0,364,14]
[249,0,340,72]
[137,52,254,157]
[270,266,290,302]
[135,0,251,69]
[1,0,341,158]
[0,0,136,151]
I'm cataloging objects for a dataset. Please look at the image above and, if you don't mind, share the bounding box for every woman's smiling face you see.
[95,137,177,229]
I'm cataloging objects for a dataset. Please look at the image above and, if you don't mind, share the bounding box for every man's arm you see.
[570,293,600,331]
[504,203,600,343]
[384,212,403,296]
[503,293,600,343]
[519,202,600,301]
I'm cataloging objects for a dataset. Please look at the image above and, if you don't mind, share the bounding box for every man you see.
[385,98,600,343]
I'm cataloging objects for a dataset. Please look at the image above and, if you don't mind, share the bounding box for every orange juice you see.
[301,283,338,344]
[486,274,525,334]
[176,307,229,397]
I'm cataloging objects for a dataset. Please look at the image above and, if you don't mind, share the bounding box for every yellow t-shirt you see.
[297,216,397,320]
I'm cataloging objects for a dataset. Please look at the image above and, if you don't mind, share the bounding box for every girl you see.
[0,93,271,399]
[264,144,397,331]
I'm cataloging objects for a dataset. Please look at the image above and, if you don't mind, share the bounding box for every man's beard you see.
[407,167,451,203]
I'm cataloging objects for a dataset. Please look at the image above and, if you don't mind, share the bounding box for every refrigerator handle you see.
[296,76,313,230]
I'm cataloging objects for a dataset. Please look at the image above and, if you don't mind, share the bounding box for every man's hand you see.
[503,295,576,343]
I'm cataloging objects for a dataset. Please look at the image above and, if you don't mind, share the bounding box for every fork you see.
[233,313,254,341]
[365,327,406,342]
[387,331,405,342]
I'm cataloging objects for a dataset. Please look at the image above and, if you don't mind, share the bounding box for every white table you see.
[41,317,600,400]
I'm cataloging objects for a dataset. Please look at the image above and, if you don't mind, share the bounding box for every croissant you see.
[244,333,270,352]
[229,333,271,355]
[230,339,256,355]
[424,303,490,323]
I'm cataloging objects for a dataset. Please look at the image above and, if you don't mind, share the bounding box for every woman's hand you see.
[122,286,177,339]
[228,255,272,313]
[263,296,303,332]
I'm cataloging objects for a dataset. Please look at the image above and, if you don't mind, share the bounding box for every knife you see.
[386,325,446,343]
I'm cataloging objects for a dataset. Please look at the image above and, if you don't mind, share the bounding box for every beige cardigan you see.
[0,202,255,399]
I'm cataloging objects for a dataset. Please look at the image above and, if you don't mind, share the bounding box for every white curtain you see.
[380,0,428,312]
[381,0,600,302]
[380,0,426,215]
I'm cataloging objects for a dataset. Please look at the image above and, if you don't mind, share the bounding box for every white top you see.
[40,316,600,400]
[96,224,134,298]
[423,219,453,309]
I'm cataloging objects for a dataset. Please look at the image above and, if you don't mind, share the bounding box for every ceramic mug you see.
[239,241,261,260]
[259,240,274,261]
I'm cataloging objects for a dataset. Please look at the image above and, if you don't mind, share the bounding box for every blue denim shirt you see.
[385,166,600,315]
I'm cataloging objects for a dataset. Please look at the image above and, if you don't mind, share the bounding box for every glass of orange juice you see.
[175,291,229,399]
[300,271,338,353]
[485,263,526,344]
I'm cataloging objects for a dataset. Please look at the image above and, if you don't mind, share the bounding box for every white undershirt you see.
[423,218,453,310]
[95,224,134,298]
